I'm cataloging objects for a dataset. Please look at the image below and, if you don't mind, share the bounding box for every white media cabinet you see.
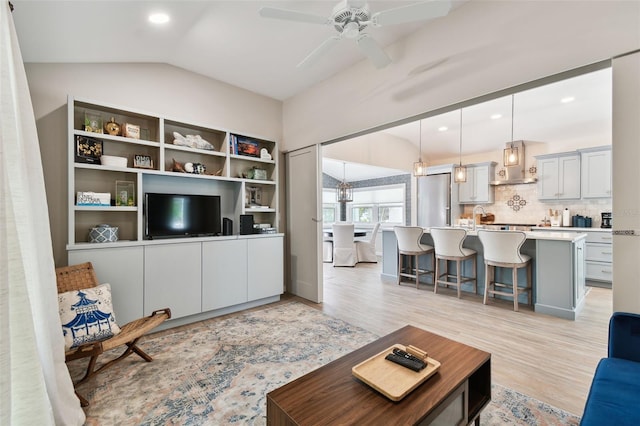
[67,96,283,328]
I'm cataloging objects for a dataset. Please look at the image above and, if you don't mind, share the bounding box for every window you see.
[352,206,373,223]
[323,206,336,223]
[378,205,404,224]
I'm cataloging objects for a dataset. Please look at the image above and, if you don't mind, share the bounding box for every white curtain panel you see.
[0,3,85,425]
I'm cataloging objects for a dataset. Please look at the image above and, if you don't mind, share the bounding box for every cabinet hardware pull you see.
[601,270,612,273]
[601,237,612,240]
[601,252,612,255]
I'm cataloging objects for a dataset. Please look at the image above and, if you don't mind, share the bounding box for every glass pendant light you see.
[336,162,353,202]
[413,119,428,176]
[454,109,467,183]
[503,94,519,166]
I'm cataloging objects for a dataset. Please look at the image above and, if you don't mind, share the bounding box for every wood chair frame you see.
[56,262,171,406]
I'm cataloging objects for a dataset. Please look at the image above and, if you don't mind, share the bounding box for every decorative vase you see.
[104,117,121,136]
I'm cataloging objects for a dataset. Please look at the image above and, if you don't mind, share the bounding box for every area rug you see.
[69,301,580,425]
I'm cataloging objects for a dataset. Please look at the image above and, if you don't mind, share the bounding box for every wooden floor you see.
[289,260,612,417]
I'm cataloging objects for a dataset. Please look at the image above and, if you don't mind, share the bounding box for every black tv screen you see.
[145,193,221,239]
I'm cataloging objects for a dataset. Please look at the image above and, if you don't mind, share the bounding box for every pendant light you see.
[503,94,519,166]
[336,161,353,202]
[413,119,428,176]
[454,109,467,183]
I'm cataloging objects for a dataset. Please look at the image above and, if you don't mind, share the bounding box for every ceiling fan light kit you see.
[259,0,452,69]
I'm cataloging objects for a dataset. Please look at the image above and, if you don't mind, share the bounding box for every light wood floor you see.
[289,260,612,416]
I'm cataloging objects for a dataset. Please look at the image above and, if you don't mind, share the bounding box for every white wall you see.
[612,52,640,314]
[282,1,639,151]
[25,63,282,266]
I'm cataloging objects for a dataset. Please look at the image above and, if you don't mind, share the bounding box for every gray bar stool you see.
[430,227,477,298]
[477,229,532,312]
[393,226,435,289]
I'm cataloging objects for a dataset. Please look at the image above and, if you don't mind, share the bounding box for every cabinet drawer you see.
[585,243,613,262]
[584,232,613,243]
[586,261,613,282]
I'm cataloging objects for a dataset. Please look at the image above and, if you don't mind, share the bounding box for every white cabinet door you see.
[581,148,612,198]
[536,154,580,200]
[69,246,144,324]
[202,239,248,311]
[144,242,202,318]
[458,170,475,203]
[558,155,581,199]
[248,236,284,301]
[458,164,493,204]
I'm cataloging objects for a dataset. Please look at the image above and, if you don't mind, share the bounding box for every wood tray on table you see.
[352,343,441,401]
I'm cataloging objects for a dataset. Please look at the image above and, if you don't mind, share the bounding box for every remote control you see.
[385,353,425,372]
[393,348,427,369]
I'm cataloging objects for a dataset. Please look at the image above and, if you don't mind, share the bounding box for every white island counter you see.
[381,227,587,320]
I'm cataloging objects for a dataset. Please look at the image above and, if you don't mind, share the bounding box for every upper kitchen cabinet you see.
[579,146,612,198]
[535,152,581,200]
[458,162,496,204]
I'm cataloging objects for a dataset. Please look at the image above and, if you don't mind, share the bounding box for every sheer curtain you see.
[0,2,85,425]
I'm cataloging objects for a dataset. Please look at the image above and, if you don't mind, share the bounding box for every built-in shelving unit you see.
[67,96,283,327]
[68,95,279,246]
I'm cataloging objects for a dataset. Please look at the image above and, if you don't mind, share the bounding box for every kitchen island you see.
[381,228,587,320]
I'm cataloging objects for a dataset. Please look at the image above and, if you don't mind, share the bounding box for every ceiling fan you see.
[259,0,452,69]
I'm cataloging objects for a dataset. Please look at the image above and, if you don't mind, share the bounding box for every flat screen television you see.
[145,193,221,239]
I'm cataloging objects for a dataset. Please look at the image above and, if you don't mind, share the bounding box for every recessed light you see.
[561,96,575,103]
[149,12,170,24]
[490,114,502,120]
[438,126,448,132]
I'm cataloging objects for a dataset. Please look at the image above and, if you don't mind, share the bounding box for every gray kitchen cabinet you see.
[68,245,144,324]
[584,230,613,286]
[144,242,202,319]
[202,239,248,311]
[248,236,284,301]
[458,162,496,204]
[536,152,581,200]
[580,146,612,198]
[535,237,586,319]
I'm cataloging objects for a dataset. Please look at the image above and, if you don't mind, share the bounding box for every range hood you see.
[490,140,537,186]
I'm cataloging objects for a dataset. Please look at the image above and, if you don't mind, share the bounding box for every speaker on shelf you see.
[239,214,254,235]
[222,217,233,236]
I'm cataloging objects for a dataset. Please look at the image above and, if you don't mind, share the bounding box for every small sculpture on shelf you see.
[260,148,272,160]
[171,158,207,175]
[104,117,121,136]
[172,132,215,151]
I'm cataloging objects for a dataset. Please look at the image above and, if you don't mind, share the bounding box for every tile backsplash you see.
[462,183,612,227]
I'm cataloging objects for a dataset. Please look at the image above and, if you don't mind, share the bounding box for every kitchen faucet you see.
[472,205,486,231]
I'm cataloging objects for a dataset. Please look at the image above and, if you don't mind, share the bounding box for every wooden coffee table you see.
[267,325,491,425]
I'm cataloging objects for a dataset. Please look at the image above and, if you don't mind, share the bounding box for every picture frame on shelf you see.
[115,180,135,206]
[75,135,103,164]
[237,138,259,157]
[123,123,141,139]
[133,154,154,169]
[246,186,263,207]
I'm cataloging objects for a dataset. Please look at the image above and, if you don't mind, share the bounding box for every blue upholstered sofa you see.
[580,312,640,425]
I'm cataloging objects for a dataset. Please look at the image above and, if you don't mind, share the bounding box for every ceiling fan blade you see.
[357,34,392,69]
[259,7,330,25]
[372,0,452,27]
[297,36,341,69]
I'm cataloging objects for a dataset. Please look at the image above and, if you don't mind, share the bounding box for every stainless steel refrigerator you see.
[417,173,452,227]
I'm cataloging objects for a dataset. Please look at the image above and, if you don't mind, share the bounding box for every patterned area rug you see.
[69,301,580,425]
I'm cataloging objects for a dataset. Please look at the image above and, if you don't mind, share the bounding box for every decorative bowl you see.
[101,155,127,168]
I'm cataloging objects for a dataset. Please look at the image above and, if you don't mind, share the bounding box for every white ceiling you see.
[10,0,613,182]
[11,0,464,101]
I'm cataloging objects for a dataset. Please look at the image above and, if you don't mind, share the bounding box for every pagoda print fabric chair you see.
[56,262,171,406]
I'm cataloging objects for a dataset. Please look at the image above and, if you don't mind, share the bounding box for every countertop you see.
[381,227,587,242]
[532,226,612,232]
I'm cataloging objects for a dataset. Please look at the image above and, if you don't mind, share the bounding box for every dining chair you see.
[393,226,435,289]
[477,229,532,312]
[430,227,477,298]
[355,222,380,263]
[332,222,358,267]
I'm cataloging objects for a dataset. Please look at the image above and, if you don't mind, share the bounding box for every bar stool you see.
[477,229,532,312]
[430,227,477,298]
[393,226,435,289]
